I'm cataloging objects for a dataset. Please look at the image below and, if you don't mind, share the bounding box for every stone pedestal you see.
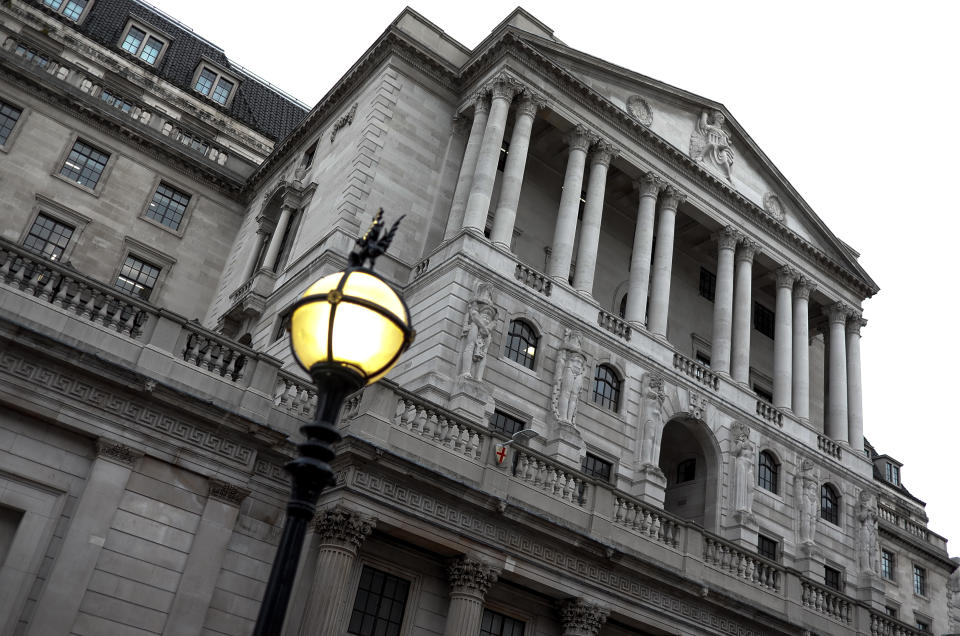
[854,572,886,608]
[725,512,758,546]
[449,377,494,423]
[632,464,667,507]
[794,542,824,579]
[544,421,583,466]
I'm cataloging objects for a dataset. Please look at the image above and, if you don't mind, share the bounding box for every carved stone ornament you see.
[715,225,740,251]
[95,439,142,466]
[731,422,756,519]
[855,489,881,576]
[311,506,376,548]
[688,391,707,421]
[565,125,594,153]
[657,185,686,211]
[635,172,662,198]
[763,192,786,221]
[551,328,587,426]
[448,555,500,596]
[457,283,499,381]
[207,478,250,506]
[794,276,817,301]
[776,265,798,288]
[795,457,820,545]
[689,109,735,182]
[626,95,653,127]
[329,102,358,143]
[558,598,610,636]
[637,374,666,467]
[736,237,760,262]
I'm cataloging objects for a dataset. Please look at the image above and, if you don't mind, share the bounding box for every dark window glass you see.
[885,462,900,486]
[272,307,292,342]
[497,140,510,172]
[916,620,929,632]
[14,43,49,68]
[114,255,160,300]
[824,566,842,591]
[757,534,778,560]
[60,139,109,189]
[100,90,135,114]
[347,566,410,636]
[699,267,716,301]
[0,101,23,146]
[881,549,894,580]
[754,385,773,404]
[754,302,775,338]
[480,608,525,636]
[146,182,191,230]
[121,26,145,54]
[913,565,926,596]
[618,294,627,319]
[195,68,216,96]
[141,36,163,64]
[490,411,524,437]
[592,365,620,411]
[581,453,612,482]
[23,213,74,261]
[695,351,711,366]
[301,141,318,169]
[758,451,779,493]
[676,458,696,483]
[884,606,897,618]
[61,0,87,20]
[504,320,537,369]
[212,77,234,105]
[820,484,839,525]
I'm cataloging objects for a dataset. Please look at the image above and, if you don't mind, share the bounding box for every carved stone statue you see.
[731,422,755,520]
[795,458,820,546]
[638,374,665,466]
[947,557,960,633]
[457,283,498,381]
[855,490,881,576]
[690,109,735,181]
[552,329,586,426]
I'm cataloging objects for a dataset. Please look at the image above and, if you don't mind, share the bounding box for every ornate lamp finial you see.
[348,208,404,269]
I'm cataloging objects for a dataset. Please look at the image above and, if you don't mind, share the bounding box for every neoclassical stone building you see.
[0,2,956,635]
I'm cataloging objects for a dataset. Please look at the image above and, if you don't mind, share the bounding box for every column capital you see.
[827,301,853,324]
[448,555,500,597]
[558,598,610,636]
[471,92,491,115]
[794,276,817,300]
[735,237,760,262]
[95,438,143,466]
[207,479,250,507]
[657,185,686,211]
[633,171,663,198]
[776,264,799,288]
[487,73,522,101]
[846,313,867,335]
[714,225,740,250]
[452,114,471,137]
[564,125,594,152]
[588,140,618,167]
[516,93,545,118]
[311,506,376,548]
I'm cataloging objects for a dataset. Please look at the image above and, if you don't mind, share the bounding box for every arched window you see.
[758,451,779,493]
[820,484,839,525]
[593,365,621,411]
[504,320,537,369]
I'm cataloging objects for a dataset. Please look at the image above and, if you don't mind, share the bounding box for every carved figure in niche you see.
[947,557,960,632]
[855,490,881,575]
[731,422,756,518]
[457,283,498,381]
[795,458,820,545]
[638,375,665,466]
[689,109,735,181]
[551,329,586,425]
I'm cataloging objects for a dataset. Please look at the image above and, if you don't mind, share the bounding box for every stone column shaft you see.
[624,173,660,325]
[261,204,294,271]
[826,303,850,442]
[646,187,684,337]
[847,316,866,451]
[731,239,758,383]
[773,266,796,409]
[241,230,267,280]
[442,556,500,636]
[490,96,539,247]
[462,78,516,232]
[547,126,592,281]
[446,98,490,239]
[792,280,814,420]
[711,227,739,374]
[572,144,615,294]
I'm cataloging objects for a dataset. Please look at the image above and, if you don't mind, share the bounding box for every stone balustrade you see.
[512,448,588,507]
[514,262,553,296]
[393,392,484,460]
[703,535,782,593]
[612,494,682,549]
[181,324,250,382]
[817,434,843,460]
[597,309,631,341]
[800,580,853,624]
[878,505,930,542]
[672,352,720,390]
[755,400,784,426]
[274,370,317,419]
[160,123,229,166]
[869,612,921,636]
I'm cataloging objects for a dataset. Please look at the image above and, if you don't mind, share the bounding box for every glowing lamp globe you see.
[289,268,413,385]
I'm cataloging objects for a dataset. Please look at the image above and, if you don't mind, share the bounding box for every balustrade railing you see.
[672,352,719,390]
[755,400,784,426]
[512,448,588,507]
[597,309,631,341]
[180,322,251,382]
[613,494,682,549]
[817,434,843,460]
[703,535,782,593]
[274,370,317,419]
[800,580,853,624]
[514,263,552,296]
[392,391,484,460]
[869,613,920,636]
[877,505,930,542]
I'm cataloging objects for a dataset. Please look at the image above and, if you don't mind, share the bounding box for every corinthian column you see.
[442,555,500,636]
[463,76,518,233]
[710,226,739,374]
[547,126,592,281]
[624,173,661,325]
[792,277,815,420]
[773,266,797,410]
[490,95,541,248]
[446,96,490,239]
[558,598,610,636]
[646,186,685,337]
[846,314,866,452]
[826,302,850,443]
[730,238,759,383]
[573,141,617,294]
[297,507,376,636]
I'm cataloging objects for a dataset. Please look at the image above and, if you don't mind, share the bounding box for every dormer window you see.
[119,22,167,65]
[193,65,238,106]
[885,462,900,486]
[42,0,91,22]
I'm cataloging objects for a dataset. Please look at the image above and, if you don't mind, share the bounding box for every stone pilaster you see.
[730,238,759,383]
[826,302,851,442]
[490,94,542,248]
[646,186,685,337]
[792,277,816,420]
[446,94,490,239]
[442,555,500,636]
[558,598,609,636]
[547,125,592,281]
[572,141,617,294]
[846,314,866,452]
[773,265,797,410]
[624,172,661,325]
[297,507,376,636]
[710,226,739,374]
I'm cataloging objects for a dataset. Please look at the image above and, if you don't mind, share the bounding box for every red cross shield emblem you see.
[495,443,508,465]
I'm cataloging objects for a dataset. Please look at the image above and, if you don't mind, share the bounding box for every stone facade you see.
[0,2,954,636]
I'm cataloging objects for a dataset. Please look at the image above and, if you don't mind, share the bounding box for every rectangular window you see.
[121,26,145,54]
[695,351,711,367]
[23,213,74,261]
[194,66,238,106]
[916,620,929,632]
[99,90,136,114]
[120,23,166,65]
[824,566,842,591]
[347,566,410,636]
[114,255,160,300]
[884,606,897,618]
[141,36,163,64]
[300,141,318,169]
[913,565,926,596]
[0,505,24,569]
[0,101,22,146]
[885,462,900,486]
[60,0,88,21]
[881,549,895,580]
[146,182,191,230]
[581,453,612,482]
[757,534,778,561]
[754,302,775,338]
[490,411,524,437]
[754,385,773,404]
[699,267,716,301]
[60,139,109,189]
[480,609,525,636]
[195,68,217,96]
[676,458,696,483]
[14,43,49,68]
[211,77,234,105]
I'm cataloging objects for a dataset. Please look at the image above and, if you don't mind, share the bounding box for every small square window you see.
[581,453,612,482]
[347,566,410,636]
[44,0,89,21]
[14,43,50,68]
[824,566,842,591]
[114,254,160,300]
[699,267,716,301]
[60,139,109,189]
[884,606,897,618]
[141,37,163,64]
[211,77,234,105]
[193,66,238,106]
[754,385,773,403]
[146,182,191,230]
[119,23,167,66]
[480,609,525,636]
[757,534,778,560]
[695,351,711,367]
[913,565,926,596]
[121,26,145,54]
[881,549,895,580]
[676,458,696,483]
[23,213,74,261]
[490,411,525,437]
[195,68,216,96]
[0,100,23,146]
[916,620,929,632]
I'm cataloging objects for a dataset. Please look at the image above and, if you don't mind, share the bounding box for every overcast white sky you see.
[146,0,960,551]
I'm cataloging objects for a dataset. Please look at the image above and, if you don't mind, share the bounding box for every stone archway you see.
[657,416,721,531]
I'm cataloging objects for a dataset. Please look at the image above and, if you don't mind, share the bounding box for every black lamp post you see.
[252,210,414,636]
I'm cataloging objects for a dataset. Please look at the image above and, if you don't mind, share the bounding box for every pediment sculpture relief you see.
[763,192,786,222]
[626,95,653,127]
[690,109,735,182]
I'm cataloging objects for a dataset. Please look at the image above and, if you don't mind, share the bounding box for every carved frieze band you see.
[311,505,376,548]
[448,555,500,596]
[95,438,143,466]
[208,478,250,506]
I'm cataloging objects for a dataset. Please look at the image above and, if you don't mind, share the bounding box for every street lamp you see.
[252,210,414,636]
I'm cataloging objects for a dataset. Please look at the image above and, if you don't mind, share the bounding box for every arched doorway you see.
[657,416,720,531]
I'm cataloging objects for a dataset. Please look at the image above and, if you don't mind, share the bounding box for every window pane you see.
[0,100,22,146]
[114,255,160,300]
[23,214,74,261]
[43,0,64,9]
[195,68,216,95]
[140,37,163,64]
[592,365,620,410]
[820,485,839,525]
[122,26,145,54]
[480,609,525,636]
[754,302,775,338]
[581,453,612,481]
[490,411,524,436]
[505,320,537,369]
[881,549,894,580]
[212,77,234,105]
[913,566,926,596]
[699,267,716,301]
[348,566,410,636]
[758,451,779,493]
[60,140,110,189]
[61,0,87,20]
[146,182,191,230]
[758,535,777,560]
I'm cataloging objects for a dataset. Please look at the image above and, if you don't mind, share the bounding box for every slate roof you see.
[33,0,307,142]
